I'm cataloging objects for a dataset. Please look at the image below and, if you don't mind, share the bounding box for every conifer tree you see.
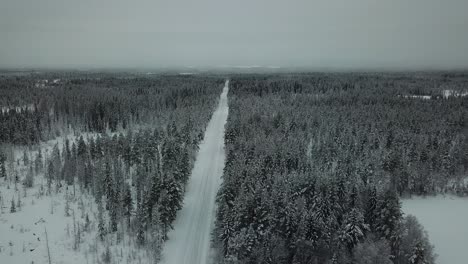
[77,136,87,159]
[339,208,368,252]
[122,184,133,227]
[23,150,29,166]
[24,164,34,188]
[97,200,106,241]
[0,153,7,178]
[365,186,378,230]
[375,189,402,256]
[47,160,54,191]
[35,149,43,174]
[10,198,16,213]
[136,201,146,245]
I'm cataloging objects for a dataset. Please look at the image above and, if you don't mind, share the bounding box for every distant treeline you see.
[0,75,224,144]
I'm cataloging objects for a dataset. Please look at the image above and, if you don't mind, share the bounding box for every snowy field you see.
[0,133,148,264]
[0,183,97,264]
[402,196,468,264]
[0,176,149,264]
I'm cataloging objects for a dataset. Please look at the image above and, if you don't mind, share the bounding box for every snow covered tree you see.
[0,153,7,178]
[353,236,392,264]
[89,137,96,160]
[10,198,16,213]
[136,201,146,245]
[178,147,191,185]
[375,189,402,257]
[103,160,113,201]
[122,184,133,227]
[339,208,368,252]
[34,149,43,174]
[22,150,29,166]
[151,205,164,260]
[51,144,61,181]
[109,188,119,233]
[364,186,378,230]
[64,138,71,160]
[102,246,111,263]
[408,241,429,264]
[64,195,71,217]
[47,160,54,191]
[97,200,106,241]
[159,176,183,232]
[16,194,21,211]
[77,136,87,158]
[398,215,435,264]
[23,165,34,188]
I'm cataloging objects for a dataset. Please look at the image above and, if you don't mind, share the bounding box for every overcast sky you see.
[1,0,467,69]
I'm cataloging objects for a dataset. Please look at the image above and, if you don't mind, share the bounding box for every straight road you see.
[160,80,229,264]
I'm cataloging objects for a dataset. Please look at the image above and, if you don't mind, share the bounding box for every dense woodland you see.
[215,73,468,264]
[0,73,224,262]
[1,72,468,263]
[0,74,222,144]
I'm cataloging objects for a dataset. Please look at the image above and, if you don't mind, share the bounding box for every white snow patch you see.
[0,131,148,264]
[0,184,93,264]
[442,89,468,98]
[402,196,468,264]
[401,95,432,100]
[1,104,35,114]
[179,72,197,75]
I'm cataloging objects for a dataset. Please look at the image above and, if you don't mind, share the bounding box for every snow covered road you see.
[160,80,229,264]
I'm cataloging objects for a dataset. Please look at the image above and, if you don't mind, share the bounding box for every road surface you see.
[160,80,229,264]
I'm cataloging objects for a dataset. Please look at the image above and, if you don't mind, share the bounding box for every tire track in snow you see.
[160,80,229,264]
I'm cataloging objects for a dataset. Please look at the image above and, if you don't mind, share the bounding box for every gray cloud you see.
[1,0,467,69]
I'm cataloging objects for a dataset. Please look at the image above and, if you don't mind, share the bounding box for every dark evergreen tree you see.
[122,184,133,226]
[365,186,378,230]
[375,189,402,256]
[0,153,6,178]
[10,198,16,213]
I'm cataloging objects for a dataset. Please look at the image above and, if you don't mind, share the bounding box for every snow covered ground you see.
[0,176,149,264]
[0,132,147,264]
[0,183,96,264]
[442,89,468,98]
[402,196,468,264]
[160,80,229,264]
[399,89,468,101]
[1,104,35,114]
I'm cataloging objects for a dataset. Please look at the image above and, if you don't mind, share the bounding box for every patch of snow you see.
[1,104,35,114]
[0,185,93,264]
[442,89,468,99]
[0,134,147,264]
[402,195,468,264]
[401,95,432,100]
[179,72,197,75]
